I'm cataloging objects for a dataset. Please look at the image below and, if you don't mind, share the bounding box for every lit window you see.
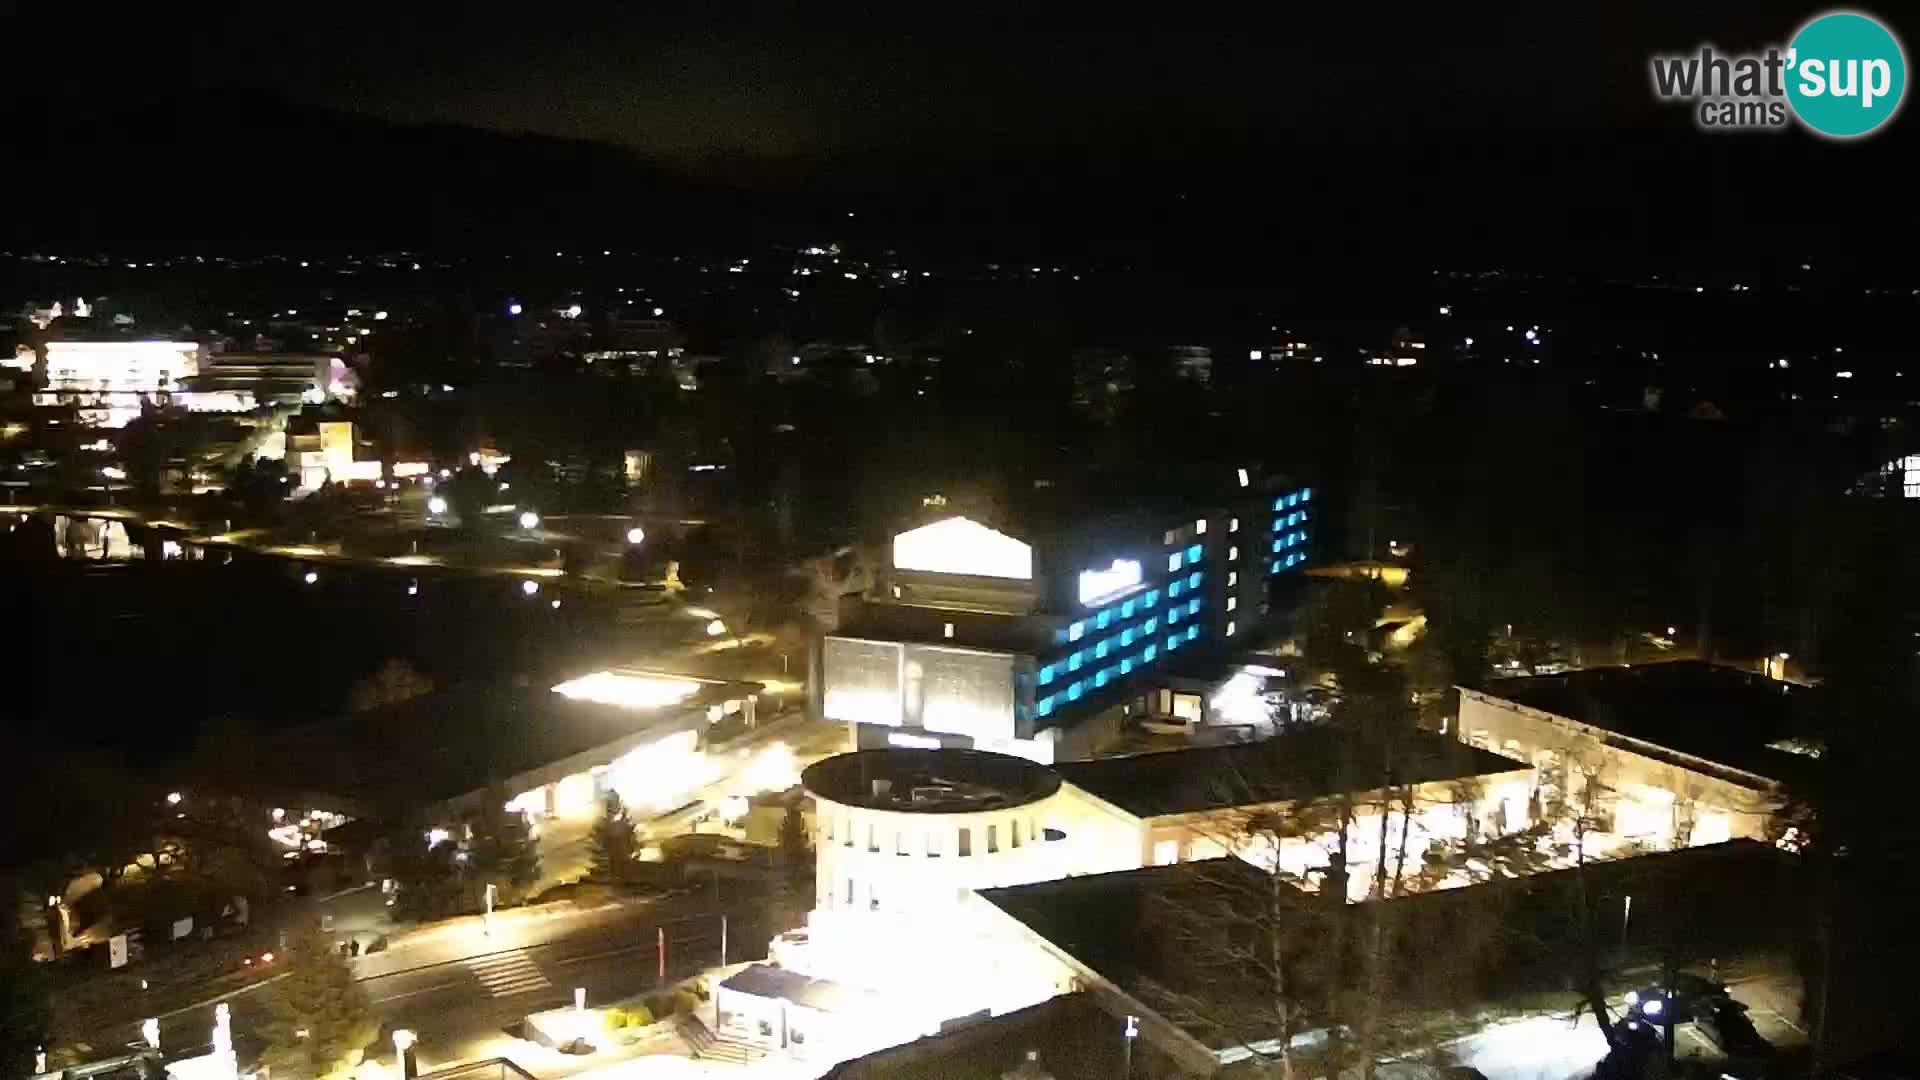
[1168,552,1182,572]
[1169,608,1182,624]
[1070,621,1085,641]
[1229,571,1238,587]
[1227,596,1238,611]
[1121,599,1136,618]
[1144,589,1159,607]
[1094,670,1109,688]
[1289,493,1301,507]
[1096,610,1113,630]
[891,585,902,598]
[1038,664,1055,686]
[1298,509,1310,523]
[1230,517,1240,532]
[1067,681,1085,701]
[1228,546,1239,561]
[1037,696,1054,717]
[1144,617,1158,634]
[1272,540,1282,553]
[1120,658,1134,674]
[1163,529,1178,545]
[958,829,972,857]
[1186,625,1200,642]
[1143,645,1158,663]
[1188,571,1202,589]
[1169,581,1183,599]
[1302,488,1313,501]
[943,622,954,639]
[1272,497,1284,511]
[1238,467,1250,487]
[1167,634,1183,651]
[1186,544,1203,563]
[1120,629,1135,646]
[1095,640,1110,659]
[1195,518,1207,534]
[1271,559,1281,573]
[1187,598,1201,616]
[1068,652,1084,671]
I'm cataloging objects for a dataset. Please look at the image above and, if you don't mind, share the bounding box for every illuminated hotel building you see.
[822,468,1317,762]
[31,341,344,426]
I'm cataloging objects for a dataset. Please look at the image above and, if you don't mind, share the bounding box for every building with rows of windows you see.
[820,466,1316,763]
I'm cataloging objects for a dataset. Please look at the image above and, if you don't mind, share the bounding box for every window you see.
[891,585,902,598]
[1094,669,1109,688]
[1120,658,1134,674]
[1038,664,1055,685]
[868,824,879,853]
[1228,596,1238,611]
[1186,543,1204,563]
[1186,624,1200,642]
[987,825,999,853]
[1068,652,1084,671]
[1069,621,1085,642]
[1011,821,1022,847]
[1143,645,1158,662]
[943,622,954,639]
[1188,571,1202,589]
[1168,552,1182,572]
[847,877,856,904]
[1302,487,1314,501]
[1121,599,1135,618]
[1228,571,1238,587]
[1037,696,1055,717]
[1227,621,1237,636]
[1120,628,1135,646]
[1096,610,1112,630]
[1272,497,1284,511]
[1195,518,1207,534]
[1271,559,1282,573]
[958,828,972,856]
[1144,589,1159,607]
[1163,528,1178,545]
[1169,580,1183,599]
[1067,681,1085,701]
[1153,839,1179,865]
[1094,640,1110,659]
[1188,598,1201,615]
[897,831,909,855]
[928,829,942,856]
[1172,693,1203,722]
[1167,634,1182,651]
[1228,546,1239,561]
[1144,617,1158,634]
[1168,607,1182,624]
[1230,517,1240,532]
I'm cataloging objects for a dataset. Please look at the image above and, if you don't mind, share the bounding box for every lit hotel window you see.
[1228,571,1238,587]
[1070,621,1085,641]
[1228,596,1238,611]
[1228,546,1239,561]
[1230,517,1240,532]
[943,622,954,639]
[1168,552,1182,572]
[1195,518,1206,534]
[1186,544,1203,563]
[1227,621,1237,636]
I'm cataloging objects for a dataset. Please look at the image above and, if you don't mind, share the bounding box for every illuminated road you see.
[129,893,772,1076]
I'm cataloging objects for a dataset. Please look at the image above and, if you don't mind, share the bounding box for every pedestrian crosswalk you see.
[466,950,552,997]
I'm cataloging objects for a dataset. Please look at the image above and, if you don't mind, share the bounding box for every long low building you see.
[1454,661,1806,854]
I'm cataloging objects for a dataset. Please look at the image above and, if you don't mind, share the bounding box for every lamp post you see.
[1122,1014,1139,1079]
[391,1029,417,1080]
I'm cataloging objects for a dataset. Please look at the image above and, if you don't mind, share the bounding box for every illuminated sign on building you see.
[1077,559,1143,606]
[892,517,1033,580]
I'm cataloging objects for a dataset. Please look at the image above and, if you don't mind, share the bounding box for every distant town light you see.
[519,510,540,530]
[626,526,646,545]
[564,304,583,319]
[166,792,183,805]
[1439,305,1452,315]
[1464,337,1474,346]
[508,302,523,316]
[521,579,540,597]
[1836,370,1854,379]
[373,311,389,320]
[303,571,318,584]
[652,306,664,316]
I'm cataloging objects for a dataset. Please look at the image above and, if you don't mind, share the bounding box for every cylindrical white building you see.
[790,749,1083,1013]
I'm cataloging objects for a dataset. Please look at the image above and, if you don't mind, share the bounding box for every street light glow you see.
[519,510,540,530]
[428,496,448,515]
[626,526,646,545]
[303,571,319,584]
[706,619,727,637]
[166,791,183,805]
[521,579,540,597]
[553,671,702,709]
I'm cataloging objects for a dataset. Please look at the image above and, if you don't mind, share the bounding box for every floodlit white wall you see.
[43,341,200,392]
[824,637,1018,741]
[891,517,1033,579]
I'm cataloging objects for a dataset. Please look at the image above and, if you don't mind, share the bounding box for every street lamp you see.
[519,510,540,531]
[626,526,645,545]
[521,579,540,597]
[427,496,448,516]
[392,1029,417,1080]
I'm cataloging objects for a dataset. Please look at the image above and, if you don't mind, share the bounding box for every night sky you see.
[9,2,1916,259]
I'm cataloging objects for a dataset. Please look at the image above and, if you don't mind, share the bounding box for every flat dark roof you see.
[803,748,1061,813]
[1055,727,1526,818]
[1477,660,1806,778]
[981,841,1799,1055]
[268,677,747,812]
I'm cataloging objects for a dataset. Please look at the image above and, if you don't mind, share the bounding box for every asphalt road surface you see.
[130,893,772,1075]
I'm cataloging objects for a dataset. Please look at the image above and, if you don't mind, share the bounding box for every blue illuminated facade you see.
[1031,483,1314,723]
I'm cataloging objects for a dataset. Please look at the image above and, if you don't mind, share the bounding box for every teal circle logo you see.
[1786,11,1906,137]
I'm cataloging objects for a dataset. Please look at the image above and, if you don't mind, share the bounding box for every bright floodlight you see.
[428,495,448,515]
[553,671,701,710]
[626,526,646,545]
[521,579,540,597]
[519,510,540,530]
[706,619,727,637]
